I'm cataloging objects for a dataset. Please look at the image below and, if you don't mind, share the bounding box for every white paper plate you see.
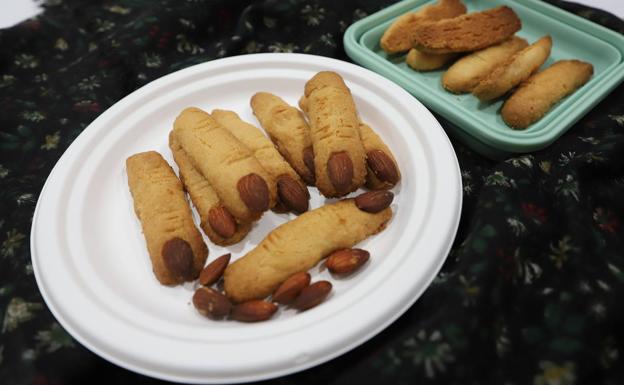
[31,53,462,383]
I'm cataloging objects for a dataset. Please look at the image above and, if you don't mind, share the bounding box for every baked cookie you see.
[358,122,401,190]
[502,60,593,129]
[126,151,208,285]
[473,36,552,101]
[303,71,367,197]
[250,92,315,186]
[223,198,393,302]
[411,6,521,54]
[211,109,309,214]
[380,0,467,54]
[406,48,457,71]
[442,36,528,93]
[173,107,277,223]
[169,133,251,245]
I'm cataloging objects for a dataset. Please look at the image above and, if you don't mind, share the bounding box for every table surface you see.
[1,0,623,28]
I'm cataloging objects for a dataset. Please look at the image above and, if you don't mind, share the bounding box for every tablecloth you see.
[1,0,623,384]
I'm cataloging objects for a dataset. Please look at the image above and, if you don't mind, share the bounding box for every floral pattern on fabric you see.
[0,1,623,384]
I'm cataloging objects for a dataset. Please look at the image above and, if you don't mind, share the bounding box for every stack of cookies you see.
[380,0,593,129]
[126,71,401,322]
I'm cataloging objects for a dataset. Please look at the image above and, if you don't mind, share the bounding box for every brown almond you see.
[272,272,311,305]
[302,146,316,185]
[237,173,270,212]
[161,237,195,281]
[367,150,400,185]
[208,206,237,239]
[327,151,353,194]
[198,253,231,286]
[277,175,309,214]
[355,190,394,213]
[192,287,232,319]
[272,198,289,213]
[326,248,370,275]
[292,281,332,311]
[230,300,278,322]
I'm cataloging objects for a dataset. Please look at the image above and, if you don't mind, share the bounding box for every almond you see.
[292,281,332,311]
[367,150,400,185]
[237,173,270,212]
[302,146,316,185]
[230,300,278,322]
[326,248,370,275]
[327,151,353,194]
[354,190,394,213]
[272,198,289,213]
[198,253,231,286]
[277,175,309,214]
[272,272,311,305]
[208,206,237,239]
[161,237,194,281]
[192,287,232,319]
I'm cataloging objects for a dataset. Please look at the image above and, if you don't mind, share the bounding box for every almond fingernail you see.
[162,237,194,281]
[327,151,353,194]
[277,175,309,214]
[355,190,394,213]
[367,150,399,185]
[208,206,237,238]
[238,173,270,212]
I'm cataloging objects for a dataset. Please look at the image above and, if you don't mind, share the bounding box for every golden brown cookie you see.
[380,0,467,54]
[358,122,401,190]
[303,71,367,197]
[406,48,457,71]
[442,36,528,93]
[411,6,522,54]
[473,36,552,101]
[169,133,251,245]
[173,107,277,223]
[502,60,593,129]
[126,151,208,285]
[211,109,309,214]
[223,198,392,302]
[250,92,315,186]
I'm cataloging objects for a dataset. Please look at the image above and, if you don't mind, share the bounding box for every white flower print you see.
[41,131,60,150]
[608,114,624,126]
[35,322,75,352]
[78,75,101,91]
[319,33,336,47]
[555,174,579,201]
[402,330,454,378]
[2,229,26,257]
[506,155,534,168]
[484,171,516,188]
[14,54,39,69]
[301,4,325,26]
[0,164,8,178]
[507,217,526,236]
[54,38,68,51]
[268,42,299,53]
[21,110,45,122]
[2,297,43,332]
[533,361,575,385]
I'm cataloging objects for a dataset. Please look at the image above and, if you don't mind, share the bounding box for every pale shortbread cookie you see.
[473,36,552,101]
[380,0,467,54]
[126,151,207,285]
[250,92,315,185]
[211,109,309,214]
[223,199,392,302]
[406,48,457,71]
[411,6,521,54]
[303,71,367,197]
[502,60,593,129]
[173,107,277,223]
[169,133,251,246]
[442,36,528,93]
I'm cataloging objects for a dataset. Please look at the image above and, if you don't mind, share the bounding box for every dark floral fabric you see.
[1,0,624,384]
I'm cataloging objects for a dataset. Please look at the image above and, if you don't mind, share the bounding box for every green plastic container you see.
[344,0,624,159]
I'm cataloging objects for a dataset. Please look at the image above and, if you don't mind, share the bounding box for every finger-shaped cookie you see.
[406,48,457,71]
[173,107,277,223]
[250,92,315,186]
[126,151,208,285]
[224,198,393,302]
[303,71,367,197]
[169,133,251,245]
[211,109,310,214]
[443,36,528,93]
[411,6,521,54]
[473,36,552,101]
[502,60,593,129]
[380,0,467,54]
[358,122,401,190]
